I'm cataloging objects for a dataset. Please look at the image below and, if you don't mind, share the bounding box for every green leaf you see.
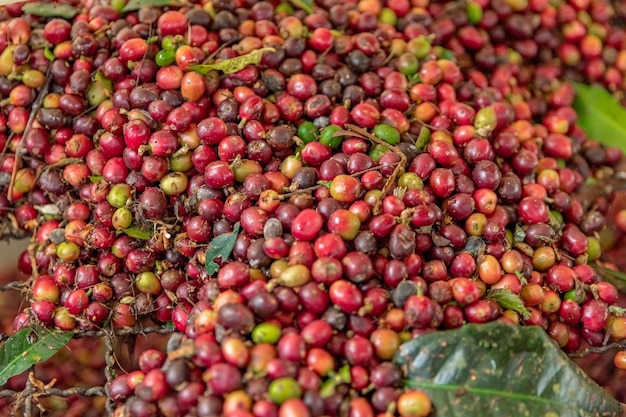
[206,222,241,275]
[0,328,73,386]
[485,288,531,320]
[610,305,626,316]
[87,72,113,106]
[415,126,431,150]
[43,46,55,62]
[433,46,456,61]
[287,0,313,14]
[121,0,181,12]
[595,263,626,283]
[122,226,152,240]
[513,224,526,243]
[189,48,276,75]
[593,263,626,292]
[573,82,626,152]
[21,2,78,18]
[395,322,622,417]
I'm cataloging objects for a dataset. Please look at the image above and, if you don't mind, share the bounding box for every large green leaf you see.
[394,322,623,417]
[573,83,626,153]
[0,328,73,386]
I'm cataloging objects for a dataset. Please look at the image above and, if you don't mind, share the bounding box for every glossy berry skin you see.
[329,280,363,314]
[615,351,626,370]
[581,300,609,332]
[204,161,235,189]
[330,175,363,203]
[517,197,549,224]
[290,209,323,241]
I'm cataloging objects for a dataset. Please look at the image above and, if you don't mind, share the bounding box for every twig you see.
[72,325,176,338]
[23,369,34,417]
[201,39,237,64]
[0,131,13,167]
[568,340,626,358]
[75,104,98,119]
[27,243,39,280]
[104,335,116,416]
[33,157,84,184]
[8,68,52,201]
[277,164,394,199]
[0,281,28,291]
[0,386,106,398]
[345,124,408,214]
[409,116,450,136]
[0,222,28,242]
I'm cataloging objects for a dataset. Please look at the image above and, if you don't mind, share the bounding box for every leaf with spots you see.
[0,328,73,386]
[189,48,276,75]
[395,322,622,417]
[206,222,241,276]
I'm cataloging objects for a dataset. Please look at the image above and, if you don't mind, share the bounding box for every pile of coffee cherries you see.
[1,0,626,415]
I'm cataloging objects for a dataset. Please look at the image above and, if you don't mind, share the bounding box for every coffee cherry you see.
[581,299,609,332]
[614,351,626,370]
[397,390,432,417]
[32,275,60,303]
[4,0,626,414]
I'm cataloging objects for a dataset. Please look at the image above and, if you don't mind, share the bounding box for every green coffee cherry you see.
[474,106,497,135]
[373,123,400,145]
[407,35,432,59]
[268,377,302,404]
[379,7,397,25]
[398,172,423,190]
[161,36,176,51]
[155,49,176,67]
[369,144,389,163]
[319,124,343,149]
[112,207,133,230]
[297,121,319,144]
[466,1,483,24]
[251,322,282,344]
[564,288,585,304]
[56,241,81,262]
[586,236,601,261]
[397,52,419,75]
[107,184,132,208]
